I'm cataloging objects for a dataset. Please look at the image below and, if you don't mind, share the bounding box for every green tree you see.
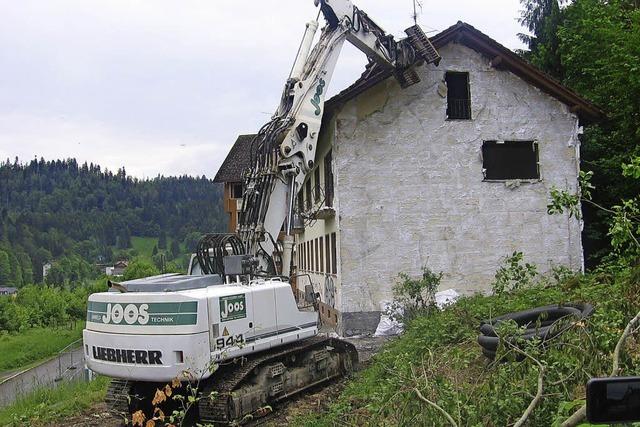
[170,240,181,259]
[158,231,167,250]
[557,0,640,264]
[8,252,23,287]
[152,244,158,256]
[518,0,566,78]
[123,258,159,281]
[0,250,12,286]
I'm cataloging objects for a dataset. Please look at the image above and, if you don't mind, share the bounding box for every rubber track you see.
[198,336,357,424]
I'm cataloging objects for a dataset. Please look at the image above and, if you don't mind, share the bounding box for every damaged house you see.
[214,22,603,336]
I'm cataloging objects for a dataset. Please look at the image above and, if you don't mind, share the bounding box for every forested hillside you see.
[0,158,226,285]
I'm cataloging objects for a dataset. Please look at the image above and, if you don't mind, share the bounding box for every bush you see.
[491,251,538,294]
[393,267,442,321]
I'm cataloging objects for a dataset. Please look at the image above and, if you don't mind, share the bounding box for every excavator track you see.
[198,336,358,425]
[105,378,133,421]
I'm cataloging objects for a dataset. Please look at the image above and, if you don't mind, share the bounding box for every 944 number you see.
[215,334,244,350]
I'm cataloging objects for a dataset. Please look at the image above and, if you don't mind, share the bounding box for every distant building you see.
[106,260,128,277]
[213,134,255,233]
[0,287,17,296]
[42,262,52,279]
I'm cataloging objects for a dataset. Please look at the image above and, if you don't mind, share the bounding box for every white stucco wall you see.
[332,41,583,317]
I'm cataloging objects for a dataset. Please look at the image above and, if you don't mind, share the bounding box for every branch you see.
[502,342,546,427]
[413,388,458,427]
[561,309,640,427]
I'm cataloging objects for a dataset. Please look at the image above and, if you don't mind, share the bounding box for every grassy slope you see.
[298,265,640,426]
[131,236,159,260]
[0,376,109,426]
[0,323,84,375]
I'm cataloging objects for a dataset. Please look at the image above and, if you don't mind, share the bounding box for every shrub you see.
[491,251,538,294]
[393,267,443,321]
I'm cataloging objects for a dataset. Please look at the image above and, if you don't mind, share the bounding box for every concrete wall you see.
[332,42,583,334]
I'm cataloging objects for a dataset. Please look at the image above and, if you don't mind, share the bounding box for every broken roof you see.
[327,21,604,123]
[213,134,256,183]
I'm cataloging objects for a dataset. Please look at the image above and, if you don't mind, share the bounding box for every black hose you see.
[477,303,594,361]
[196,233,244,275]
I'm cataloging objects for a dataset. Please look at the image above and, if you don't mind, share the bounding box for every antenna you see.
[412,0,423,25]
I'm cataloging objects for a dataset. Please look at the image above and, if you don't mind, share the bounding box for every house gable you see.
[327,21,604,124]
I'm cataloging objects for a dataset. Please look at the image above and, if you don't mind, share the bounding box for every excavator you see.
[83,0,440,423]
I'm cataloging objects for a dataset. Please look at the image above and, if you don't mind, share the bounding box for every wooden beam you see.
[570,105,581,114]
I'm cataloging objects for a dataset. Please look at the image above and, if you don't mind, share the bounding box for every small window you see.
[324,151,334,207]
[482,140,539,180]
[297,192,304,213]
[315,238,319,272]
[305,179,312,210]
[314,168,321,202]
[231,183,243,199]
[445,72,471,120]
[319,236,324,273]
[325,234,330,273]
[330,233,337,275]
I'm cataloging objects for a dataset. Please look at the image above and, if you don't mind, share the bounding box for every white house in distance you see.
[215,22,603,335]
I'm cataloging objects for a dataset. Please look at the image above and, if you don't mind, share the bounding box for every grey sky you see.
[0,0,527,178]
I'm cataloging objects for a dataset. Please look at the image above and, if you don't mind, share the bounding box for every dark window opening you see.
[305,179,312,210]
[324,151,334,207]
[315,238,319,272]
[445,72,471,120]
[297,192,304,213]
[314,168,321,202]
[231,182,243,199]
[330,233,337,275]
[325,234,330,273]
[482,140,539,180]
[319,236,324,273]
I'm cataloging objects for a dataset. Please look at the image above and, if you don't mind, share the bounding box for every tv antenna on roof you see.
[412,0,423,25]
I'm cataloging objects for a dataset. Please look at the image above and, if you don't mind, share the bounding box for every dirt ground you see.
[51,335,391,427]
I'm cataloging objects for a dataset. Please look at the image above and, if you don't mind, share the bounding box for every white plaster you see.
[331,42,583,314]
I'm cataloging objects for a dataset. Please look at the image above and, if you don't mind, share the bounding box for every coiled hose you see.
[477,303,594,360]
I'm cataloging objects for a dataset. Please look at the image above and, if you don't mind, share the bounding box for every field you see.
[131,236,159,259]
[0,323,84,376]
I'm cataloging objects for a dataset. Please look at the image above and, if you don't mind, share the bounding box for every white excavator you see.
[83,0,440,423]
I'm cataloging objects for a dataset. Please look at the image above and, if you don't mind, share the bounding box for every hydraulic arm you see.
[203,0,440,278]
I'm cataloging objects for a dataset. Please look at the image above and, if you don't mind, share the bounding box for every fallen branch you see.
[413,387,458,427]
[561,308,640,427]
[502,342,546,427]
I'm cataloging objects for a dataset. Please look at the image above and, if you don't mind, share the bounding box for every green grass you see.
[0,323,84,375]
[131,236,159,259]
[297,264,640,426]
[0,376,110,426]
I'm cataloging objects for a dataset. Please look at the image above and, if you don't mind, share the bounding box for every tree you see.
[517,0,566,79]
[158,231,167,250]
[170,240,181,259]
[0,250,12,286]
[556,0,640,264]
[123,258,159,281]
[152,244,158,256]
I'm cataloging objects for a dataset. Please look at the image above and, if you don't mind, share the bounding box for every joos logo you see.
[102,303,149,325]
[220,294,246,322]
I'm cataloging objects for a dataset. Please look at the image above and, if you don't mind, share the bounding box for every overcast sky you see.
[0,0,527,178]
